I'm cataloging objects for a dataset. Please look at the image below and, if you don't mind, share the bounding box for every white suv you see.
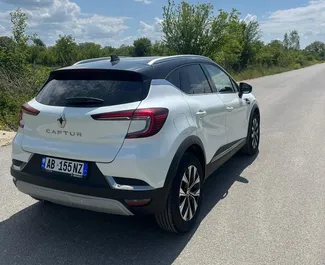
[11,55,260,233]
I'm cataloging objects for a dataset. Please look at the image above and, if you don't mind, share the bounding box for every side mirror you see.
[238,82,252,98]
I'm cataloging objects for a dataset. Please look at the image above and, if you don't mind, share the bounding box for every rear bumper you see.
[11,162,170,215]
[15,180,133,216]
[10,130,184,216]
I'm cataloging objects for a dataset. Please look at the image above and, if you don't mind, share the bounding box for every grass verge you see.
[231,61,322,81]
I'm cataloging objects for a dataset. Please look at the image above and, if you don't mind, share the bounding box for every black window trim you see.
[165,63,214,96]
[200,62,239,94]
[165,68,181,91]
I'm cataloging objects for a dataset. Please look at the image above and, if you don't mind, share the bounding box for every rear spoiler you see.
[48,69,146,82]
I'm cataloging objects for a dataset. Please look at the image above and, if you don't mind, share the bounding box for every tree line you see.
[0,0,324,129]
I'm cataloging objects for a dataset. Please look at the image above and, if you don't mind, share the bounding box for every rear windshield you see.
[36,70,149,107]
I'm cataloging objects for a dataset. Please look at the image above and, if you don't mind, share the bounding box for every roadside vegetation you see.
[1,0,325,130]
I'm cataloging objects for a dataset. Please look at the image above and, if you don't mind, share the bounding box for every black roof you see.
[54,55,214,80]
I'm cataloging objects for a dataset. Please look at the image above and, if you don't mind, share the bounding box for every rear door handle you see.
[196,110,207,117]
[226,106,234,112]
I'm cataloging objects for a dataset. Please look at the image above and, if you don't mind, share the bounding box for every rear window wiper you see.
[66,97,104,106]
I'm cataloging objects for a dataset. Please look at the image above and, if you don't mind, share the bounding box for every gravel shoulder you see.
[0,130,16,147]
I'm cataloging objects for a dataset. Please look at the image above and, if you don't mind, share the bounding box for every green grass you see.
[231,60,322,81]
[0,120,7,130]
[0,64,53,131]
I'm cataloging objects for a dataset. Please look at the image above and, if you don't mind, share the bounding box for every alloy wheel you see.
[179,165,201,221]
[251,118,259,149]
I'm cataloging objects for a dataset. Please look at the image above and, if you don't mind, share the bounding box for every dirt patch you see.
[0,130,16,147]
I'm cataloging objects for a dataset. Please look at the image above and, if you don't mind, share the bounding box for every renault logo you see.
[57,113,67,128]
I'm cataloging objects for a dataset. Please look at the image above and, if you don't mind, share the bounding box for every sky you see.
[0,0,324,48]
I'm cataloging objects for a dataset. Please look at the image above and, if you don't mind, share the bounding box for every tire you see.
[242,112,260,155]
[155,152,204,233]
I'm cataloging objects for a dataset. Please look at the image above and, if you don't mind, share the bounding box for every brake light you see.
[91,108,169,138]
[127,108,169,138]
[19,103,40,128]
[91,110,134,120]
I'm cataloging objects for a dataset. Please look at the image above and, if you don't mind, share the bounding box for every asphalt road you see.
[1,64,325,265]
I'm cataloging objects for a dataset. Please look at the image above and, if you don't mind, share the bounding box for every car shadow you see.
[0,152,258,265]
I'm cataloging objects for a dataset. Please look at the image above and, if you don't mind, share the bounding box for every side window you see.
[166,69,180,89]
[179,64,212,94]
[203,64,235,93]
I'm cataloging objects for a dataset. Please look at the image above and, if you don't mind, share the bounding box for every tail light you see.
[91,108,169,138]
[19,103,40,128]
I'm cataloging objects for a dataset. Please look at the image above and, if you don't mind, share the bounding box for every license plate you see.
[41,157,88,177]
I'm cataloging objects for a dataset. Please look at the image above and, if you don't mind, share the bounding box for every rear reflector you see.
[91,108,169,138]
[19,103,40,128]
[125,199,151,207]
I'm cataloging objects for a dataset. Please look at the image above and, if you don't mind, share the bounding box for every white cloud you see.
[138,17,162,41]
[134,0,152,4]
[0,0,130,47]
[259,0,325,46]
[244,14,257,23]
[0,24,6,33]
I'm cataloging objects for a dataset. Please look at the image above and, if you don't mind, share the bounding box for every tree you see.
[161,0,214,55]
[211,9,244,70]
[151,41,170,56]
[289,30,300,50]
[33,38,45,47]
[305,41,325,60]
[283,33,289,49]
[239,20,261,69]
[242,20,261,43]
[259,40,285,67]
[101,46,116,57]
[1,9,35,71]
[78,42,102,60]
[42,46,57,66]
[0,36,15,52]
[54,35,78,66]
[115,45,134,56]
[133,37,152,57]
[283,30,300,50]
[9,8,33,67]
[10,9,30,48]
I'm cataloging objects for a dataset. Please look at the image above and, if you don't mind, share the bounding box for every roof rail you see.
[73,57,112,65]
[147,54,210,65]
[73,55,132,65]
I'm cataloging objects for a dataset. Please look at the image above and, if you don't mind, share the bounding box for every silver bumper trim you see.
[16,181,133,216]
[105,176,155,191]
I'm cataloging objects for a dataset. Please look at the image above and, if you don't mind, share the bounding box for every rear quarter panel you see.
[97,80,199,188]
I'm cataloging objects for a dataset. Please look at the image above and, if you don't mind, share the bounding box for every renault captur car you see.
[11,55,260,233]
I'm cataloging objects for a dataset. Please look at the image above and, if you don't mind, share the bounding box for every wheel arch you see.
[247,103,260,129]
[163,135,206,192]
[251,103,260,118]
[241,102,260,155]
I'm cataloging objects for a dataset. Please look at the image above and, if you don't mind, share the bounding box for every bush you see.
[0,64,51,130]
[293,63,301,69]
